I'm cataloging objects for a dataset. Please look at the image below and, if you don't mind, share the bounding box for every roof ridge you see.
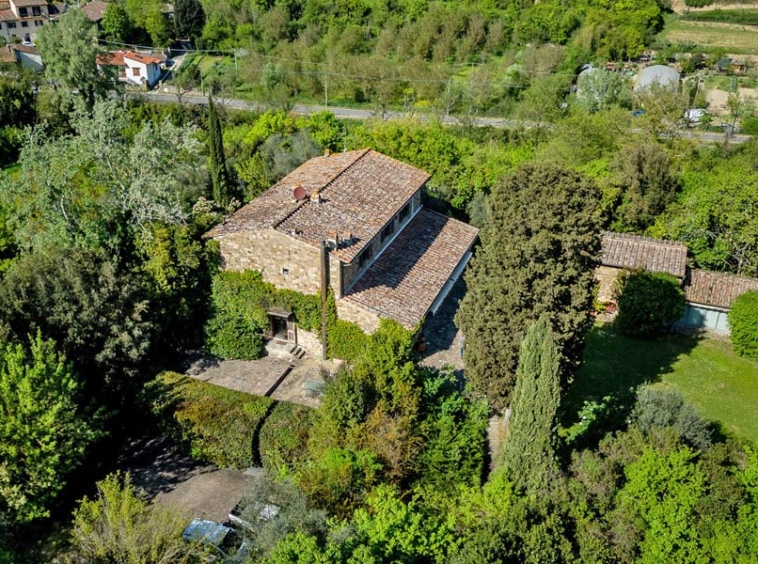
[602,231,686,248]
[271,148,371,231]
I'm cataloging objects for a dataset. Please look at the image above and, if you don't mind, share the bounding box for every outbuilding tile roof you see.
[81,0,107,21]
[207,149,431,263]
[10,0,46,7]
[0,45,15,63]
[684,269,758,310]
[124,51,163,65]
[601,232,687,279]
[343,209,478,329]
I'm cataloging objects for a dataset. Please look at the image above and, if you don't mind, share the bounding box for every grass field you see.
[566,325,758,443]
[661,18,758,51]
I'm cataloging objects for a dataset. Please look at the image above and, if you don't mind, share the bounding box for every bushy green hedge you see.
[204,271,322,359]
[259,402,314,476]
[149,372,274,469]
[729,291,758,360]
[615,269,685,337]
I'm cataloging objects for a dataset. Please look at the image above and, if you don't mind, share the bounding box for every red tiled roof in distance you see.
[80,0,107,21]
[207,149,432,263]
[12,43,37,54]
[96,51,126,66]
[344,209,478,329]
[684,269,758,310]
[601,231,687,278]
[0,8,17,21]
[124,51,162,65]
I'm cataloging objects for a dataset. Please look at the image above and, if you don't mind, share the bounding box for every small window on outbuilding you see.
[282,267,290,275]
[399,202,411,222]
[380,220,395,243]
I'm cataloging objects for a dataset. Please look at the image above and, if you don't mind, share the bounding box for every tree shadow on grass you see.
[559,323,702,449]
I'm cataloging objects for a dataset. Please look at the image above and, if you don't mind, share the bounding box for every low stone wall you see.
[595,265,621,304]
[296,328,322,356]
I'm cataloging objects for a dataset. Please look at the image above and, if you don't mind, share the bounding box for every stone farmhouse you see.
[597,231,758,333]
[207,149,479,337]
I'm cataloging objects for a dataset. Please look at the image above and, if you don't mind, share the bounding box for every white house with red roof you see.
[96,50,164,89]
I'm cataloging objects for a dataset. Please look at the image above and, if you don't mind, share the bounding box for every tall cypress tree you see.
[208,95,231,205]
[501,315,561,494]
[174,0,205,41]
[455,163,601,409]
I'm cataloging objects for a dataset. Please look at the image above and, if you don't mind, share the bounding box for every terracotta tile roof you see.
[601,231,687,278]
[0,45,15,64]
[684,269,758,309]
[207,149,431,262]
[124,51,162,65]
[0,8,17,20]
[343,209,478,329]
[80,0,107,21]
[12,43,37,54]
[10,0,46,7]
[96,51,126,66]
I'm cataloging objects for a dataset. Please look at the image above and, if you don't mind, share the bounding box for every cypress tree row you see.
[207,94,232,206]
[455,163,602,409]
[501,314,561,494]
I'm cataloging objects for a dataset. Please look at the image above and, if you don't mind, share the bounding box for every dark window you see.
[399,202,411,222]
[19,7,28,16]
[380,220,395,243]
[34,20,42,26]
[281,267,290,275]
[32,6,41,15]
[21,21,28,27]
[7,22,16,28]
[359,246,372,267]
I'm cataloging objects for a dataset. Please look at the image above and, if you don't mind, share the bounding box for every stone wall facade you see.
[337,300,381,334]
[296,328,323,356]
[595,265,622,304]
[216,228,341,295]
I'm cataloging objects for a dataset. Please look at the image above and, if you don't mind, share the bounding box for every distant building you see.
[0,41,42,70]
[96,50,164,89]
[634,65,680,92]
[0,0,64,45]
[597,231,758,334]
[80,0,106,23]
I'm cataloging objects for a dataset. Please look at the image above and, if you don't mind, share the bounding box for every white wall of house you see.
[16,48,42,70]
[676,304,731,334]
[0,0,51,43]
[124,57,161,87]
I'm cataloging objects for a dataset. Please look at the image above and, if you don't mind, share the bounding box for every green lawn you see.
[566,324,758,443]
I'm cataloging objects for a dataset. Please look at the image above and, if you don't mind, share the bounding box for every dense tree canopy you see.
[456,162,602,408]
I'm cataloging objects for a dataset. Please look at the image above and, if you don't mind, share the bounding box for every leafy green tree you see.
[36,9,111,110]
[0,248,154,404]
[728,290,758,360]
[456,163,602,409]
[1,100,204,254]
[612,140,680,231]
[0,333,100,524]
[575,68,629,114]
[501,315,561,494]
[174,0,205,41]
[101,2,132,42]
[615,269,685,337]
[208,94,233,205]
[68,473,193,564]
[145,5,171,47]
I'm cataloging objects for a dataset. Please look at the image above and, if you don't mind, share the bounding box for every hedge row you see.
[683,9,758,25]
[258,401,315,476]
[729,291,758,360]
[151,372,275,469]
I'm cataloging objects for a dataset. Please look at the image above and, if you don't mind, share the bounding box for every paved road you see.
[133,91,752,144]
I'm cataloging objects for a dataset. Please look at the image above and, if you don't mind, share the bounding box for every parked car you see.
[182,518,251,562]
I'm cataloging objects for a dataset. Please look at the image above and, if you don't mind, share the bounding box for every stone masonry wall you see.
[595,265,622,304]
[337,300,381,334]
[216,229,324,295]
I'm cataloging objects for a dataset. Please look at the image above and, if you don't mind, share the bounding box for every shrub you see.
[259,402,315,476]
[729,290,758,360]
[150,372,274,468]
[630,386,712,450]
[205,310,264,359]
[615,269,685,336]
